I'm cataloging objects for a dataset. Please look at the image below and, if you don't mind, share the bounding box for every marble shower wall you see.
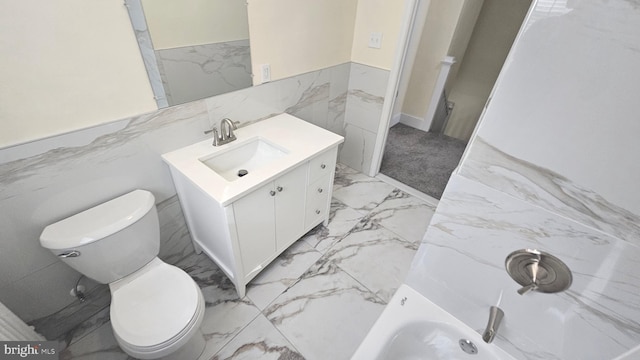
[407,1,640,359]
[156,40,252,106]
[0,62,361,326]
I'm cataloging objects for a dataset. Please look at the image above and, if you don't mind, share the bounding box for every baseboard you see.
[398,113,427,131]
[389,113,401,128]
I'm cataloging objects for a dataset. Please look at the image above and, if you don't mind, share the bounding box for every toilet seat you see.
[109,259,205,357]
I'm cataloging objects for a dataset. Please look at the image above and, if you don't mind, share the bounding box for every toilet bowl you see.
[110,258,205,359]
[40,190,206,360]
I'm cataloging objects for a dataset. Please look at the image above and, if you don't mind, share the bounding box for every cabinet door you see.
[274,165,307,252]
[233,182,276,276]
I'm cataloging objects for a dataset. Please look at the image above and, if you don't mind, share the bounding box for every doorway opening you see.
[376,0,532,200]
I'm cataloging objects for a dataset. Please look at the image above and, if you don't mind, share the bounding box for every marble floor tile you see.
[322,222,419,303]
[58,306,111,351]
[332,164,396,213]
[177,254,262,359]
[301,198,365,254]
[246,240,322,311]
[209,314,304,360]
[362,188,436,244]
[57,164,434,360]
[59,322,131,360]
[264,262,386,360]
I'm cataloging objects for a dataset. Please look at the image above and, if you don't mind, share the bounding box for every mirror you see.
[125,0,253,108]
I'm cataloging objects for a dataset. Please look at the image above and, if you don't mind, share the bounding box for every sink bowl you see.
[199,138,288,181]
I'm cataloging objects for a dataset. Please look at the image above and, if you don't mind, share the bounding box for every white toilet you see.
[40,189,206,360]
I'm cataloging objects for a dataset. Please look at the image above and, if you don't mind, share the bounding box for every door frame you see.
[368,0,424,177]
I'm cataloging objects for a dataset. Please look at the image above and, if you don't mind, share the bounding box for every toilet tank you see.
[40,190,160,284]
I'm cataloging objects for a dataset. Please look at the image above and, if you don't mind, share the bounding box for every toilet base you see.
[161,328,206,360]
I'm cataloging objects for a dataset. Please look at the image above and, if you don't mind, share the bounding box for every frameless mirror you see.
[125,0,253,108]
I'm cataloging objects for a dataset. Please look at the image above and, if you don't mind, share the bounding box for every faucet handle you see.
[204,127,220,146]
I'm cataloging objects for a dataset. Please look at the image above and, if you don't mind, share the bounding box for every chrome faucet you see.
[482,306,504,343]
[204,118,238,146]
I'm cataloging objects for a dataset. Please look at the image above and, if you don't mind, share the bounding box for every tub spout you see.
[482,306,504,343]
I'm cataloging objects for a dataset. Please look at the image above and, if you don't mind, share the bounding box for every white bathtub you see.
[352,284,514,360]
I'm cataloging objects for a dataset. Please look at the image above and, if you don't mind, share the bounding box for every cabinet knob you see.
[277,186,283,192]
[317,188,323,193]
[269,190,276,196]
[320,164,326,169]
[315,209,321,214]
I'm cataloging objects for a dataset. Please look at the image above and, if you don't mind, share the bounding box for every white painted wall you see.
[401,0,465,119]
[141,0,249,49]
[351,0,405,71]
[247,0,358,85]
[0,0,157,148]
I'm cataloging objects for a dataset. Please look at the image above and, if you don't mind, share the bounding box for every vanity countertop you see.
[162,113,344,206]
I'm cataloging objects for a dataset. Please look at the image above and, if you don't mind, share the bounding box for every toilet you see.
[40,189,206,360]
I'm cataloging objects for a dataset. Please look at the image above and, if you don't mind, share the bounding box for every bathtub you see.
[352,284,514,360]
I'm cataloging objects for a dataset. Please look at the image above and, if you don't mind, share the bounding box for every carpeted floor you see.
[380,123,467,200]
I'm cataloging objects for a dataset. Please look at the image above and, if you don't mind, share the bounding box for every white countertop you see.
[162,114,344,206]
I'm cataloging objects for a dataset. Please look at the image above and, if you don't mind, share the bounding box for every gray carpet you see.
[380,123,467,200]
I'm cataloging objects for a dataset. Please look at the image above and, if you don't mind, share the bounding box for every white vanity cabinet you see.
[168,146,339,298]
[162,114,344,297]
[232,164,307,281]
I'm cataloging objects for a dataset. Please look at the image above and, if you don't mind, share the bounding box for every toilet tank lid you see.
[40,190,155,250]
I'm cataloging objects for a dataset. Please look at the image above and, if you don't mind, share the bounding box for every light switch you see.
[368,32,383,49]
[261,64,271,83]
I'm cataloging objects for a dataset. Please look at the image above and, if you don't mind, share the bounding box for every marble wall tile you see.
[204,66,331,129]
[337,124,378,175]
[401,1,640,358]
[461,0,640,227]
[344,63,389,133]
[338,63,389,173]
[407,175,640,359]
[156,40,252,106]
[327,63,351,136]
[0,101,209,321]
[0,61,369,336]
[459,137,640,246]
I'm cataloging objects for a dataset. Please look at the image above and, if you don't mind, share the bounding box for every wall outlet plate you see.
[369,32,383,49]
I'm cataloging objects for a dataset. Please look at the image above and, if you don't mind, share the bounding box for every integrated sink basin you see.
[199,138,288,181]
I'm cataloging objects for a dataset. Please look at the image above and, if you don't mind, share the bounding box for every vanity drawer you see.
[305,175,331,229]
[308,148,337,183]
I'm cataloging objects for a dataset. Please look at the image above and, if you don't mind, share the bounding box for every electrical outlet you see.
[368,32,383,49]
[261,64,271,83]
